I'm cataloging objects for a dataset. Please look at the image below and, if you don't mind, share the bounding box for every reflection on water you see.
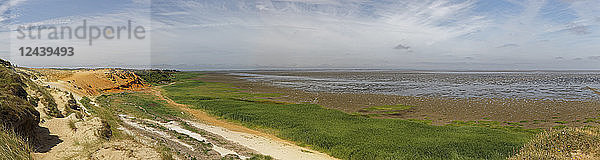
[232,71,600,101]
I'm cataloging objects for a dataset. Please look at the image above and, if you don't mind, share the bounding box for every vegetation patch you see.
[68,120,77,131]
[133,69,178,86]
[510,126,600,159]
[88,95,131,140]
[554,121,568,124]
[406,119,433,125]
[101,93,189,120]
[247,154,274,160]
[583,117,600,124]
[0,128,32,160]
[161,73,534,160]
[96,91,274,160]
[448,121,541,134]
[0,60,41,142]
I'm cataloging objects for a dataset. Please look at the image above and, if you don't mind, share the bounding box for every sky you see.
[1,0,600,70]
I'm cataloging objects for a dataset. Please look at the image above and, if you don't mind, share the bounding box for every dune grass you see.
[0,64,39,121]
[161,73,533,160]
[0,129,32,160]
[510,126,600,159]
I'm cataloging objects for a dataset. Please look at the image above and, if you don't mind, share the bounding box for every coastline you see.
[198,72,600,129]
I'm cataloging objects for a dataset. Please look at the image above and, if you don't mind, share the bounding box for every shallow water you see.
[232,71,600,101]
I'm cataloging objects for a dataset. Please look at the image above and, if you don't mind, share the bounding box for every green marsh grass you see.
[159,73,534,160]
[94,91,274,160]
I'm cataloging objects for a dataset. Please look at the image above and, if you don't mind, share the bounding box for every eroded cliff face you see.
[0,59,40,141]
[31,68,149,96]
[1,60,168,159]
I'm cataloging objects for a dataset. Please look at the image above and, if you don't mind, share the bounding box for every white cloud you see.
[0,0,27,23]
[3,0,600,70]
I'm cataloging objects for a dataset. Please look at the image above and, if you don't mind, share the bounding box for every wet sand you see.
[198,72,600,129]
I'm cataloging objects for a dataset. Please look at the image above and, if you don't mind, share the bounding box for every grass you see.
[179,121,206,136]
[510,126,600,159]
[553,125,568,129]
[68,120,77,131]
[0,64,38,120]
[0,128,32,160]
[582,116,600,124]
[0,60,40,147]
[133,69,177,86]
[80,97,93,110]
[86,95,131,140]
[447,121,541,134]
[94,92,273,159]
[99,93,189,120]
[247,154,274,160]
[90,92,193,142]
[406,119,433,125]
[554,121,568,124]
[160,72,534,160]
[18,71,63,118]
[158,145,176,160]
[89,94,185,159]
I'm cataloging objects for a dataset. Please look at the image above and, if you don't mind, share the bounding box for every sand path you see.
[33,76,161,160]
[151,87,338,160]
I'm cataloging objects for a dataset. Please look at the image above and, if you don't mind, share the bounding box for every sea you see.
[231,71,600,101]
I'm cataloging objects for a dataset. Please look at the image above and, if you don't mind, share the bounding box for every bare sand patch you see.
[151,88,338,160]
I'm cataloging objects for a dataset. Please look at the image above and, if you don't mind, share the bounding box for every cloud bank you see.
[1,0,600,70]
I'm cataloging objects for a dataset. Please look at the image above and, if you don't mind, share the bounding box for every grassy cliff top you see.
[0,59,40,143]
[0,59,34,115]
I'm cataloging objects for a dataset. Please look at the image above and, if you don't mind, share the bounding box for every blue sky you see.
[1,0,600,70]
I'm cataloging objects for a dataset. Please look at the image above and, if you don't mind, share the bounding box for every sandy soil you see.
[118,114,218,159]
[30,69,161,160]
[151,87,338,160]
[28,68,338,160]
[119,114,255,159]
[185,120,337,160]
[197,72,600,128]
[156,120,246,158]
[32,83,102,160]
[32,68,147,96]
[90,140,161,160]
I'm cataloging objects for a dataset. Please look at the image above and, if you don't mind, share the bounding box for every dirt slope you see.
[17,68,338,159]
[21,68,161,160]
[33,69,148,96]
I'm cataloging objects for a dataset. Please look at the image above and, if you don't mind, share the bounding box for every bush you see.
[133,70,177,85]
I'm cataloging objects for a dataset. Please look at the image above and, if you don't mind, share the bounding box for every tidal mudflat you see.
[163,72,532,159]
[199,71,600,128]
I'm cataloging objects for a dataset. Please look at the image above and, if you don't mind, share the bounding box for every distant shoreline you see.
[197,72,600,129]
